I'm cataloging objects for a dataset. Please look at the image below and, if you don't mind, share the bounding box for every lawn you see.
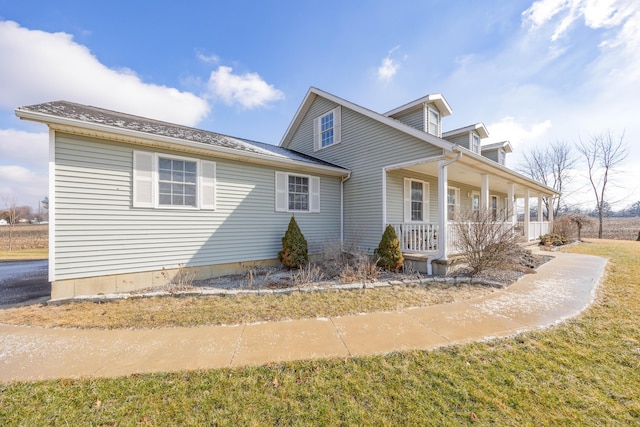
[0,239,639,425]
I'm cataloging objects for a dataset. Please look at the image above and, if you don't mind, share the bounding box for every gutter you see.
[340,172,352,248]
[427,151,463,275]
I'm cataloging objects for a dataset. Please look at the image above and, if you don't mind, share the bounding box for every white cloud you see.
[0,129,49,170]
[206,66,284,109]
[377,46,405,82]
[485,116,552,149]
[0,20,209,126]
[0,165,48,207]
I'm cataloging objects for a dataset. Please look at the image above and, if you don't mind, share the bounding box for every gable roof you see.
[442,123,489,139]
[482,140,513,153]
[16,101,349,176]
[384,93,453,118]
[279,87,457,152]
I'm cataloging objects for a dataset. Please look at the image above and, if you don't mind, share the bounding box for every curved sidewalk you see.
[0,251,606,382]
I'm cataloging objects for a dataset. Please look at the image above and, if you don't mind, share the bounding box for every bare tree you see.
[576,130,629,238]
[2,195,19,251]
[519,140,576,218]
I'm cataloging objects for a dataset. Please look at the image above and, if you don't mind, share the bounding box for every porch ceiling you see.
[404,155,555,198]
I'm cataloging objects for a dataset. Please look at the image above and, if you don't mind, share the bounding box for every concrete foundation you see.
[50,258,281,300]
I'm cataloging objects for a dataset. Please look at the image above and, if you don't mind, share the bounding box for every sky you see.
[1,0,639,212]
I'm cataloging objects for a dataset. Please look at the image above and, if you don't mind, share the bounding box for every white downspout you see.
[340,172,352,249]
[427,152,462,275]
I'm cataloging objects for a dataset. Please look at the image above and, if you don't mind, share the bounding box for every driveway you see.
[0,260,50,307]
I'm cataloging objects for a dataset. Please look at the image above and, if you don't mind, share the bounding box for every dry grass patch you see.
[1,240,639,425]
[0,282,495,329]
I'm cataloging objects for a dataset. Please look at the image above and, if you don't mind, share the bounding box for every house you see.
[15,87,557,299]
[0,219,7,226]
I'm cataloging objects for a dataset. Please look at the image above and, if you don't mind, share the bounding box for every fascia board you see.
[16,108,350,177]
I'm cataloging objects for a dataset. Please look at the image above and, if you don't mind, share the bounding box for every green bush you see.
[539,233,569,246]
[375,225,404,272]
[278,215,308,269]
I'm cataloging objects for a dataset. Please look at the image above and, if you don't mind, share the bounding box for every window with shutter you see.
[313,107,341,151]
[275,172,320,213]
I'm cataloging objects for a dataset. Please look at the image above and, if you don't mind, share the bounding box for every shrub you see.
[637,230,640,242]
[539,233,569,246]
[452,208,520,275]
[375,225,404,272]
[278,216,308,269]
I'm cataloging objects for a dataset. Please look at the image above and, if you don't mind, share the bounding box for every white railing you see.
[388,223,439,253]
[447,221,515,255]
[517,221,551,241]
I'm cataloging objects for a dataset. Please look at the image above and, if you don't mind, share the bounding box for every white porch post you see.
[507,183,515,224]
[524,189,530,241]
[381,169,387,232]
[480,174,489,211]
[537,194,543,222]
[438,159,449,260]
[548,195,554,223]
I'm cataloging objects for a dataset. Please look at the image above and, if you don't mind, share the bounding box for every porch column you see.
[480,174,489,211]
[507,183,515,224]
[537,194,543,222]
[438,159,449,260]
[548,195,554,233]
[524,189,530,241]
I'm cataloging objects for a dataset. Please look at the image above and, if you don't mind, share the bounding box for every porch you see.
[388,220,551,257]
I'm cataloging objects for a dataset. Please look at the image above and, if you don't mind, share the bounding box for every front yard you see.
[1,239,639,425]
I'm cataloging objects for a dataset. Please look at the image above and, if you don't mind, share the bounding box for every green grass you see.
[0,248,47,261]
[1,239,639,425]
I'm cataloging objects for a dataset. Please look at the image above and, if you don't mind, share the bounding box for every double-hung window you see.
[471,134,481,153]
[498,149,506,165]
[314,107,341,151]
[158,157,197,207]
[447,187,460,220]
[132,151,216,210]
[288,175,309,211]
[404,178,429,222]
[427,106,440,137]
[275,172,320,213]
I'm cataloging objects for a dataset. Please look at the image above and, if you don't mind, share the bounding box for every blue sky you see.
[1,0,639,210]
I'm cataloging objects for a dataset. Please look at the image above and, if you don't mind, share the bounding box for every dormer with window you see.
[481,141,513,166]
[442,123,489,154]
[384,94,452,137]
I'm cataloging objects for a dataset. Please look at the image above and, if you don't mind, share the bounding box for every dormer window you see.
[471,134,480,153]
[498,149,506,165]
[313,107,342,151]
[426,106,440,137]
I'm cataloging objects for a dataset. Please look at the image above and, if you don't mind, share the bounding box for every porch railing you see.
[517,221,551,240]
[447,221,516,255]
[389,223,439,253]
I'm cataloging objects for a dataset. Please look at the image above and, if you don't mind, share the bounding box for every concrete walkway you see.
[0,250,606,382]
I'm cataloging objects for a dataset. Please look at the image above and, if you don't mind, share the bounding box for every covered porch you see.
[381,151,557,267]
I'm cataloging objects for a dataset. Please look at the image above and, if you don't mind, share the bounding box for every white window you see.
[491,195,498,221]
[426,106,440,137]
[313,107,341,151]
[472,191,480,217]
[447,187,460,220]
[133,151,216,210]
[471,133,481,153]
[498,149,506,165]
[403,178,429,222]
[275,172,320,213]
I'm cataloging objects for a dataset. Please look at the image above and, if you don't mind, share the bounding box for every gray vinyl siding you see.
[53,133,341,280]
[445,133,470,149]
[287,97,444,252]
[386,170,438,223]
[390,109,424,131]
[482,148,499,162]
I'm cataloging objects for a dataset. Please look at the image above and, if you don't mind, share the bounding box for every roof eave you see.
[16,108,350,177]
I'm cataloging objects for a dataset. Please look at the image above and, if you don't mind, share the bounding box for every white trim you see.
[132,151,216,210]
[426,105,441,137]
[404,178,430,222]
[384,93,453,117]
[275,171,320,214]
[447,186,460,219]
[48,129,56,282]
[16,108,349,177]
[313,106,341,151]
[279,87,457,153]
